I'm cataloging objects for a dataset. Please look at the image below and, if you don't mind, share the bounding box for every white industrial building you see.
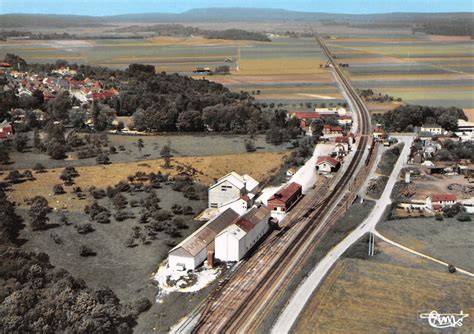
[215,206,271,262]
[217,195,251,216]
[420,124,444,135]
[208,171,259,208]
[168,208,240,270]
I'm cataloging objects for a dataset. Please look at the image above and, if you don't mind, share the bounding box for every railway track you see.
[176,35,372,334]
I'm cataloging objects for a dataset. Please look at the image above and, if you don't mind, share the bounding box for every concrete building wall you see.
[208,180,242,208]
[215,233,228,261]
[168,248,207,270]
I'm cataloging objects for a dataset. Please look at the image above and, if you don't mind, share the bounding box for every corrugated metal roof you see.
[170,208,240,257]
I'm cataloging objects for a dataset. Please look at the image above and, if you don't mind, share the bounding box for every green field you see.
[326,35,474,109]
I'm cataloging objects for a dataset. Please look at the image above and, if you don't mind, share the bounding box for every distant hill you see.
[0,9,472,36]
[0,14,106,28]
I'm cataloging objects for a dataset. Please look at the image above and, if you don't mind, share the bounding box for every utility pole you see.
[368,232,375,257]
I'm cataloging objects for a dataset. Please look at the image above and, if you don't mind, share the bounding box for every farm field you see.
[378,217,474,272]
[325,34,474,109]
[1,36,339,109]
[294,256,474,333]
[4,133,290,170]
[3,151,288,211]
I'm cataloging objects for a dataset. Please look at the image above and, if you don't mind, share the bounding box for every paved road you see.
[272,136,413,334]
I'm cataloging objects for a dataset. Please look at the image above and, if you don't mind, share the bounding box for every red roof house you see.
[323,124,343,135]
[427,193,457,211]
[267,182,303,213]
[290,112,322,120]
[0,120,13,139]
[431,193,457,203]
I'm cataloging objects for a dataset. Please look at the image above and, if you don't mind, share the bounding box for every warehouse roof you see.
[169,208,240,257]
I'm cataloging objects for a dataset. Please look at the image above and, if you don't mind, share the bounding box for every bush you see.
[435,214,444,221]
[79,245,96,257]
[75,223,94,234]
[125,236,135,247]
[94,212,111,224]
[153,210,172,222]
[457,212,472,222]
[448,264,457,273]
[174,218,188,230]
[47,140,66,160]
[131,297,152,315]
[53,184,65,195]
[166,228,182,239]
[86,201,109,220]
[113,193,128,210]
[171,204,183,215]
[33,163,46,173]
[443,203,462,218]
[114,211,135,222]
[182,206,194,215]
[96,153,110,165]
[91,188,106,199]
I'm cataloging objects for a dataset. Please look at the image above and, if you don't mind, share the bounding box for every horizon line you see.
[1,7,473,16]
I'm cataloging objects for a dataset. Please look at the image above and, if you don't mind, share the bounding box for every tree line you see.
[374,105,467,132]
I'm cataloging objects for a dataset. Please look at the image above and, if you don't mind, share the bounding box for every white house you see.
[316,156,341,174]
[314,107,348,116]
[215,206,271,262]
[421,124,444,135]
[455,119,474,142]
[425,193,457,211]
[461,198,474,214]
[208,172,259,208]
[168,208,240,270]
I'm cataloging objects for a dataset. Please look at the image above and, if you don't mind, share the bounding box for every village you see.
[2,59,473,292]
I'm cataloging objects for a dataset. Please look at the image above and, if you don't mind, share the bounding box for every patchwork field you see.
[4,151,288,211]
[1,36,338,109]
[325,34,474,109]
[294,257,474,333]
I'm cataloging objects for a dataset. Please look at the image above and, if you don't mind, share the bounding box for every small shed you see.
[316,156,341,174]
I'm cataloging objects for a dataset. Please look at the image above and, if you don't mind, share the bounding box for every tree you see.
[28,196,50,231]
[53,184,65,195]
[47,91,72,122]
[137,138,144,152]
[457,212,472,222]
[33,163,46,173]
[47,139,66,160]
[161,144,171,168]
[0,150,10,165]
[4,53,27,69]
[113,193,128,210]
[96,153,110,165]
[13,133,28,152]
[176,110,204,132]
[5,170,22,184]
[244,138,256,152]
[46,122,66,143]
[0,189,23,244]
[60,167,79,185]
[69,109,87,128]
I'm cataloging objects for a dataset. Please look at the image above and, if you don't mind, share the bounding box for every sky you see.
[1,0,473,15]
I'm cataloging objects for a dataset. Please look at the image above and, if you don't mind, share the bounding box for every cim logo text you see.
[420,310,469,329]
